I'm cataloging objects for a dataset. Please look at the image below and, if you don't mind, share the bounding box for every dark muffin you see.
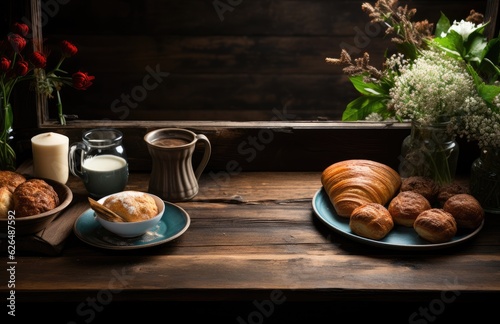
[13,179,60,217]
[437,182,470,206]
[443,194,484,229]
[400,176,439,203]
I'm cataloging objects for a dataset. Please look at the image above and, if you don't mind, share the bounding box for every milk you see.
[82,155,129,198]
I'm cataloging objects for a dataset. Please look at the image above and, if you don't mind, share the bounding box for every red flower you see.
[61,40,78,57]
[7,33,26,53]
[14,60,29,77]
[0,57,11,72]
[29,51,47,68]
[12,23,29,37]
[72,71,95,90]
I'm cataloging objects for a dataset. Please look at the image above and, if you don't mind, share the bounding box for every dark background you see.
[1,0,490,124]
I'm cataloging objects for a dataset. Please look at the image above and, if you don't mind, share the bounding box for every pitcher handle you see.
[68,141,87,179]
[194,134,211,180]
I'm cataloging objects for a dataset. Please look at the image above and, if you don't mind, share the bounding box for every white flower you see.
[389,50,480,125]
[441,20,478,41]
[364,113,383,121]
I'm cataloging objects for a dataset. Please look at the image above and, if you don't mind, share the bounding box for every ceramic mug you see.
[69,128,129,198]
[144,128,211,202]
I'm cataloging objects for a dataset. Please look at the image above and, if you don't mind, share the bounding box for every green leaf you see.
[464,32,487,62]
[433,30,464,58]
[348,75,387,97]
[435,12,451,37]
[342,95,389,121]
[477,83,500,110]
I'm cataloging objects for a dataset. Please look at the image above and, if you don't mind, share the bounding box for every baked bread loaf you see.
[13,179,60,217]
[349,203,394,240]
[0,170,26,193]
[443,194,484,229]
[321,159,401,217]
[388,191,431,227]
[413,209,457,243]
[0,186,14,218]
[400,176,439,202]
[103,191,158,222]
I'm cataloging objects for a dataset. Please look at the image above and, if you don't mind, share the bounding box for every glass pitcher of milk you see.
[69,128,129,198]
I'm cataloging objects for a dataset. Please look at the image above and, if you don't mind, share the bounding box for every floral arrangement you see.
[326,0,500,151]
[0,21,94,170]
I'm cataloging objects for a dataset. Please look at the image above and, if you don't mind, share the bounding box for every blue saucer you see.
[74,201,190,250]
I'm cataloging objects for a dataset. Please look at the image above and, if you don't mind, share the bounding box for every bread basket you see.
[0,178,73,235]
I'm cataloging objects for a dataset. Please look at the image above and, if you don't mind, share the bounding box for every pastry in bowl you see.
[93,191,165,237]
[0,170,26,193]
[0,177,72,235]
[13,178,60,217]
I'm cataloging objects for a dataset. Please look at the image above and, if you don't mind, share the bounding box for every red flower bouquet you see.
[0,22,94,170]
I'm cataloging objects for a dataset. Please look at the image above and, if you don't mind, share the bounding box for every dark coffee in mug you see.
[153,137,190,147]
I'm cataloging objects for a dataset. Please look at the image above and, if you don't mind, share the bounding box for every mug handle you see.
[193,134,211,180]
[68,142,87,179]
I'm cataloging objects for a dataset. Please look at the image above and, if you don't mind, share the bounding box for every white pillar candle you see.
[31,132,69,184]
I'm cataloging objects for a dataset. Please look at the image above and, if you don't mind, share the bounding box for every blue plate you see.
[74,201,190,250]
[312,188,483,250]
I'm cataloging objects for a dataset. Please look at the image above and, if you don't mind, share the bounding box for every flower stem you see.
[0,99,15,170]
[56,90,66,125]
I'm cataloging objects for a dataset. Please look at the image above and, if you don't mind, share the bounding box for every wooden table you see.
[4,171,500,322]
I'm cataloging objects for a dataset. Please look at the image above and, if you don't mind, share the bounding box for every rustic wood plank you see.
[9,0,487,125]
[4,170,499,323]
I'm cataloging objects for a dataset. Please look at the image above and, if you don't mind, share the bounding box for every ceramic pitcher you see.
[144,128,211,202]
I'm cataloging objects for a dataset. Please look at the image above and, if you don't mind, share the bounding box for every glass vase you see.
[0,100,16,171]
[398,120,459,185]
[470,147,500,214]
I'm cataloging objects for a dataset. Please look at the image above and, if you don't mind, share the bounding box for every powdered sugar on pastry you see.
[103,191,158,222]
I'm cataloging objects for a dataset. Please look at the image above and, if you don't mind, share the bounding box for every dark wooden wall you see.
[0,1,488,174]
[3,0,488,124]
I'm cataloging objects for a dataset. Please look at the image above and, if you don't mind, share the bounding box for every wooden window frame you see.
[27,0,483,173]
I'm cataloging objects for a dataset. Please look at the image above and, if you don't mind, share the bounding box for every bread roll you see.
[413,209,457,243]
[0,186,14,218]
[349,203,394,240]
[388,191,431,227]
[400,176,438,202]
[443,194,484,229]
[13,179,60,217]
[0,170,26,193]
[321,159,401,217]
[103,191,158,222]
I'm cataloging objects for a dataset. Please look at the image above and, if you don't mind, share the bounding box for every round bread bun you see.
[437,182,469,206]
[400,176,439,203]
[0,170,26,193]
[443,194,484,229]
[0,186,14,218]
[13,179,60,217]
[388,191,431,227]
[349,203,394,240]
[103,191,158,222]
[413,208,457,243]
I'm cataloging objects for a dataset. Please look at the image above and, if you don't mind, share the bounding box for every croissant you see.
[321,159,401,217]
